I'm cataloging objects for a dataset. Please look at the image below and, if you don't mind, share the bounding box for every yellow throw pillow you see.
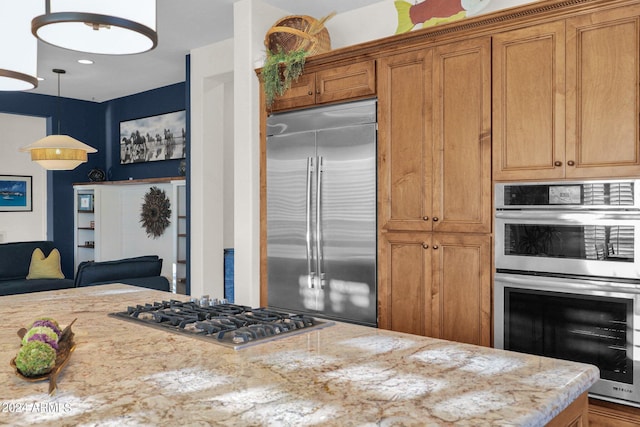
[26,248,65,280]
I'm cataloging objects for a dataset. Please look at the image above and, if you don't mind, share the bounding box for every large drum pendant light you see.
[32,0,157,55]
[0,3,43,90]
[20,69,97,171]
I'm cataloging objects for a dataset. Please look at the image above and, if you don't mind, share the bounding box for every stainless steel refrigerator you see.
[266,99,377,326]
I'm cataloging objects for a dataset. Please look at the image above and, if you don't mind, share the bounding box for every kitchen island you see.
[1,284,598,426]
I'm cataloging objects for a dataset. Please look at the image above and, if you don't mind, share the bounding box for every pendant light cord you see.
[53,68,65,135]
[56,72,60,135]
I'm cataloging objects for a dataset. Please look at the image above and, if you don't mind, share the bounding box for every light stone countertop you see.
[0,284,598,426]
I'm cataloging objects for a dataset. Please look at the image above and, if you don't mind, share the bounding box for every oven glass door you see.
[506,288,631,384]
[495,211,640,279]
[494,272,640,406]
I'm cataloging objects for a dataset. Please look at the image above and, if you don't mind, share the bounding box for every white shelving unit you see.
[73,178,185,284]
[173,180,187,294]
[73,186,98,273]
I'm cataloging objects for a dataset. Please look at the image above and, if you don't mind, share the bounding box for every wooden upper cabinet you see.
[269,73,316,111]
[492,21,566,181]
[378,49,433,232]
[315,60,376,104]
[565,5,640,179]
[378,38,491,233]
[269,60,376,111]
[432,38,492,234]
[494,5,640,181]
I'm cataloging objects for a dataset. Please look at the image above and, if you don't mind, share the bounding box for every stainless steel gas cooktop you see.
[109,300,333,350]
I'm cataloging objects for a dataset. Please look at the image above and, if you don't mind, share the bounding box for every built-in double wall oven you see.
[494,180,640,407]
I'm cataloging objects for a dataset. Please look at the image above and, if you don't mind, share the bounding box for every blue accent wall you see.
[104,82,187,181]
[0,78,189,280]
[0,91,104,278]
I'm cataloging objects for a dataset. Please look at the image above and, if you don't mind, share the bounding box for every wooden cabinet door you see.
[315,60,376,104]
[379,231,491,344]
[433,37,492,233]
[589,397,640,427]
[378,231,432,336]
[492,21,566,181]
[566,5,640,179]
[271,61,376,111]
[431,233,491,346]
[270,72,316,111]
[378,49,433,232]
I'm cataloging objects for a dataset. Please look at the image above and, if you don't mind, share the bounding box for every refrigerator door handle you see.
[306,156,315,289]
[316,156,325,289]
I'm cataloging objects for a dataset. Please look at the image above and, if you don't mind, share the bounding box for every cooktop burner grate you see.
[109,300,333,350]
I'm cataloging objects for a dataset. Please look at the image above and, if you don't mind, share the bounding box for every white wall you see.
[327,2,397,48]
[116,183,175,280]
[190,38,235,299]
[224,81,235,249]
[87,183,176,281]
[0,113,47,243]
[327,0,539,48]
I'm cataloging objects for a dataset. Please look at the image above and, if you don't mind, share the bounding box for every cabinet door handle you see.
[316,90,321,95]
[308,91,313,96]
[422,216,429,221]
[554,161,562,167]
[567,160,575,166]
[432,245,439,250]
[432,217,439,222]
[422,243,429,249]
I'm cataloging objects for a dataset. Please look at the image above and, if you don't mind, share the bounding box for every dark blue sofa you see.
[0,241,170,296]
[75,255,170,292]
[0,241,74,296]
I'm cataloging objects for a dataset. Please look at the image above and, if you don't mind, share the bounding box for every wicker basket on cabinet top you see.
[264,13,334,56]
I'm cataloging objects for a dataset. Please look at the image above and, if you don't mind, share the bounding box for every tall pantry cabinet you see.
[377,38,492,346]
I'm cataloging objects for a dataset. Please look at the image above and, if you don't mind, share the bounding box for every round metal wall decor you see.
[140,186,171,238]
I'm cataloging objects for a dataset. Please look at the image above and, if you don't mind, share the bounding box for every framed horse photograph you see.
[0,175,32,212]
[119,110,186,164]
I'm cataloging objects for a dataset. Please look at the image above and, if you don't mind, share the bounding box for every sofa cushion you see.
[0,278,74,296]
[27,248,65,280]
[75,256,162,287]
[86,276,170,292]
[0,241,57,281]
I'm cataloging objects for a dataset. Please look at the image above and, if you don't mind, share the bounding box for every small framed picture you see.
[0,175,32,212]
[78,194,94,212]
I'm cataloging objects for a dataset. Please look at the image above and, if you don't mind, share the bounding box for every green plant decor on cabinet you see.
[262,48,308,108]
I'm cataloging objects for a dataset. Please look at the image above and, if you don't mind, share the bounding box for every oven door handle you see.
[494,271,640,294]
[495,210,640,221]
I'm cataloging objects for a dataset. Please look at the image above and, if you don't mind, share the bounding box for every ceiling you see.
[29,0,382,102]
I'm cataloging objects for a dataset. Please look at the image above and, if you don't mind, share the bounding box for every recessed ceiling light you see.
[78,59,94,65]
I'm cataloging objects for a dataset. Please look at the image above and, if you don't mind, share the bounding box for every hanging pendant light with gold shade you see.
[20,69,97,171]
[23,134,97,170]
[32,0,157,55]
